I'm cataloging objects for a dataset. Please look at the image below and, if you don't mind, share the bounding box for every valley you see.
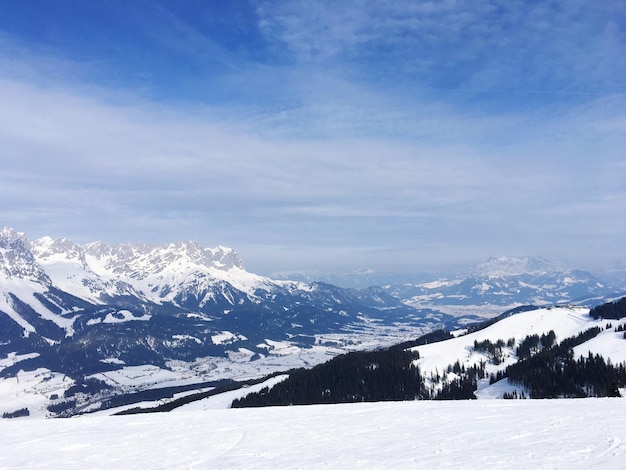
[1,228,625,417]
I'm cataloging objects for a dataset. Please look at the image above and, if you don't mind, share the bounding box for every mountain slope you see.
[2,228,624,417]
[0,228,443,417]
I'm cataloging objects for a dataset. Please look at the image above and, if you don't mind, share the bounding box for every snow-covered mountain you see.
[274,256,621,311]
[1,227,437,335]
[1,229,623,417]
[271,268,436,290]
[0,228,444,417]
[472,255,559,277]
[388,256,618,313]
[29,232,277,305]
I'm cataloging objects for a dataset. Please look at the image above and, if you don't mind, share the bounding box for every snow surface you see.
[87,365,192,389]
[419,279,462,289]
[413,306,599,378]
[172,375,289,412]
[574,322,626,364]
[0,368,75,418]
[1,399,625,469]
[211,331,247,345]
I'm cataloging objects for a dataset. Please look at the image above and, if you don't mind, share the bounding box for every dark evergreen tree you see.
[232,348,425,408]
[503,328,626,398]
[589,297,626,320]
[2,408,29,419]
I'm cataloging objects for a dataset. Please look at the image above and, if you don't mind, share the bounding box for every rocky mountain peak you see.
[31,236,86,262]
[0,227,28,245]
[0,228,50,283]
[206,245,245,271]
[84,240,243,273]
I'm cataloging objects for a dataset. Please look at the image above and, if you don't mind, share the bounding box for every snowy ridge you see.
[30,234,284,304]
[411,305,608,397]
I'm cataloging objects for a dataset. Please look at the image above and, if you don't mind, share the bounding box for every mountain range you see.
[0,228,442,417]
[275,256,625,309]
[0,227,624,417]
[388,256,620,312]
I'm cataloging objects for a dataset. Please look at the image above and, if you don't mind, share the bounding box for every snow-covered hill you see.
[208,303,625,410]
[411,305,626,398]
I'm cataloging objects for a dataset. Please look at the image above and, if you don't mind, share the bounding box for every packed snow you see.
[574,324,626,364]
[1,399,625,468]
[173,375,289,412]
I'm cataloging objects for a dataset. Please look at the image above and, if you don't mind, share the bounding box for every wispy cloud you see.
[256,0,626,94]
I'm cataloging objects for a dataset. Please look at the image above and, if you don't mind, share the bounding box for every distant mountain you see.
[386,256,619,310]
[274,257,623,308]
[594,267,626,292]
[270,268,440,290]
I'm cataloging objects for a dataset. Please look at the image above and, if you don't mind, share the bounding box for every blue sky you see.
[0,1,625,275]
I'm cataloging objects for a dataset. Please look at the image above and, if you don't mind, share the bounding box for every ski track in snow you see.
[1,398,625,469]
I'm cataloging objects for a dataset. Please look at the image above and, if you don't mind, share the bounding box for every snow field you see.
[0,398,625,469]
[0,368,75,419]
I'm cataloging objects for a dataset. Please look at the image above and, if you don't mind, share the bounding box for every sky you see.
[0,1,625,276]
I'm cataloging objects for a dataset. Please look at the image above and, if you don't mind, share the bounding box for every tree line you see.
[232,348,425,407]
[589,297,626,320]
[492,327,625,398]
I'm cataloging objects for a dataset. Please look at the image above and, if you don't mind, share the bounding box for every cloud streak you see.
[256,0,626,95]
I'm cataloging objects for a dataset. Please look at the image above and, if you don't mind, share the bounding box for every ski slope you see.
[1,399,625,469]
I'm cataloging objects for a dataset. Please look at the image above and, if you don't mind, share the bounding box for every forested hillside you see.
[233,301,626,408]
[590,297,626,320]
